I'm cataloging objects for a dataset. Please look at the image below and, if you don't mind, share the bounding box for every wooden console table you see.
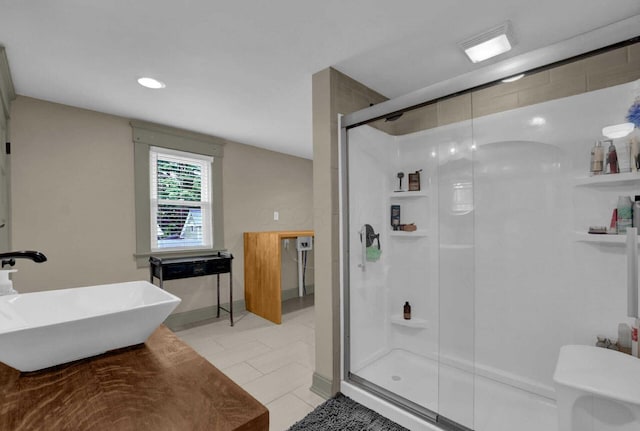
[149,252,234,326]
[244,230,313,324]
[0,325,269,431]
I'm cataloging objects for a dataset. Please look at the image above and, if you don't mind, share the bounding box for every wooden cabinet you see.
[244,230,313,324]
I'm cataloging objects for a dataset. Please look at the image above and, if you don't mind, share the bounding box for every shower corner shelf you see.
[573,172,640,187]
[389,230,428,238]
[390,315,428,328]
[389,190,428,198]
[573,231,638,244]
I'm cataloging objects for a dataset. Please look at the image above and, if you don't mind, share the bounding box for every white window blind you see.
[149,146,214,251]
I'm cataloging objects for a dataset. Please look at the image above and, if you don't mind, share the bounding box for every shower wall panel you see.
[389,132,437,359]
[473,80,640,399]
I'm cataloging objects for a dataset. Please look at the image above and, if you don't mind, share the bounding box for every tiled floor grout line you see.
[291,390,319,410]
[175,305,325,431]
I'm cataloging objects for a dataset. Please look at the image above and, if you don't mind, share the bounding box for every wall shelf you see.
[389,190,428,198]
[573,232,640,244]
[573,172,640,187]
[389,230,428,238]
[390,315,429,328]
[573,172,640,247]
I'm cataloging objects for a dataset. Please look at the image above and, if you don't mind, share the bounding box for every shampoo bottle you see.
[633,196,640,231]
[607,140,619,174]
[617,139,632,172]
[619,323,632,354]
[590,140,604,175]
[632,134,640,172]
[403,301,411,320]
[391,205,401,231]
[617,196,633,234]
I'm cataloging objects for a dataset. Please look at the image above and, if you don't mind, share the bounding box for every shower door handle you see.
[358,225,366,271]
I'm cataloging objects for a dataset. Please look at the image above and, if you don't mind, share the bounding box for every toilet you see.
[553,345,640,431]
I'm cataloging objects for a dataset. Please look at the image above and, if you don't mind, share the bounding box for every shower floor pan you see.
[355,348,438,409]
[352,348,557,431]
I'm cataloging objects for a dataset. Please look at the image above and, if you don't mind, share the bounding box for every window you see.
[132,121,224,267]
[150,147,213,251]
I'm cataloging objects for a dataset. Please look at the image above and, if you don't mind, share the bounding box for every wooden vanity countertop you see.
[0,325,269,431]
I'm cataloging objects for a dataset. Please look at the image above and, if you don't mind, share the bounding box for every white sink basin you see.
[0,281,180,372]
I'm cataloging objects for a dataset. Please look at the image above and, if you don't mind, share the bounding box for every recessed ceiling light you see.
[459,22,515,63]
[502,73,525,83]
[137,77,166,89]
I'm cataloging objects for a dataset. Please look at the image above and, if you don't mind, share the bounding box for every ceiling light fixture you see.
[502,73,525,83]
[137,77,166,89]
[459,21,515,63]
[602,122,634,139]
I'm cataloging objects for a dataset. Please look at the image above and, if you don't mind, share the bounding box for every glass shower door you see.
[344,104,476,427]
[345,123,392,398]
[435,119,476,430]
[344,119,439,418]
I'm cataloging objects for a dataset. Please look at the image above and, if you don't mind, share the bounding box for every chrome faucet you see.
[0,251,47,268]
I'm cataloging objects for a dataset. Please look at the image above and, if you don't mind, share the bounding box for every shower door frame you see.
[342,18,639,131]
[339,114,476,431]
[339,17,640,431]
[338,115,442,425]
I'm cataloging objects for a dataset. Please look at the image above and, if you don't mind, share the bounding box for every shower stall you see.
[339,37,640,431]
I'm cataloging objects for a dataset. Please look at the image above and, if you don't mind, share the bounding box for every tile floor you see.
[175,304,325,431]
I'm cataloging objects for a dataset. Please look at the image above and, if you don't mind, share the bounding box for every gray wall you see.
[8,96,313,314]
[0,47,15,253]
[311,67,388,397]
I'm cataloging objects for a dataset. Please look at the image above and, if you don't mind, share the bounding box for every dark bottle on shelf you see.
[403,301,411,320]
[607,140,619,174]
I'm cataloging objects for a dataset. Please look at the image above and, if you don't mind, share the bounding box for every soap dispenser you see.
[0,269,18,295]
[403,301,411,320]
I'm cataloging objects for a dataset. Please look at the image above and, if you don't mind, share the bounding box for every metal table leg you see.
[215,271,233,326]
[229,266,233,326]
[216,274,220,319]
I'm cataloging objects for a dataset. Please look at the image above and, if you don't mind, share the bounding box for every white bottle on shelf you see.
[633,196,640,232]
[590,140,604,175]
[0,269,17,295]
[617,139,632,173]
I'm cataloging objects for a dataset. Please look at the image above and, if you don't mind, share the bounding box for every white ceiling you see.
[0,1,639,159]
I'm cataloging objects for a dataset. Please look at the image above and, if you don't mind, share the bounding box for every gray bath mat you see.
[287,393,409,431]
